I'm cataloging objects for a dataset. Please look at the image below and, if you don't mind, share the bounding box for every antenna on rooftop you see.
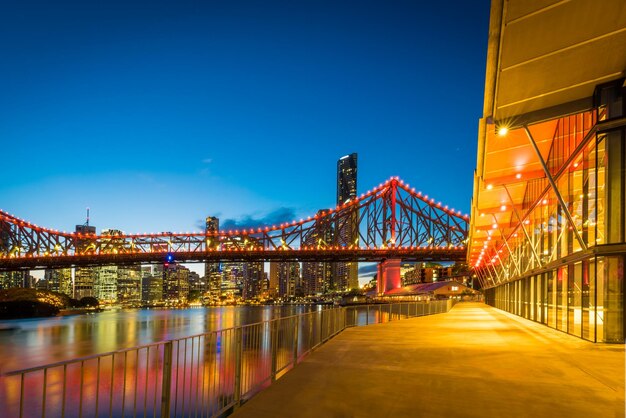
[85,207,90,226]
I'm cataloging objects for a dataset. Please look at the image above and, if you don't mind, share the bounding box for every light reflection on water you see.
[0,305,312,373]
[0,302,422,417]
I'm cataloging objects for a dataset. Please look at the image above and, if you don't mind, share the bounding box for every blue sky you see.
[1,1,489,279]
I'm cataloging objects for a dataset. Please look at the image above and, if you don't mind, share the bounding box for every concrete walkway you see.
[232,302,624,418]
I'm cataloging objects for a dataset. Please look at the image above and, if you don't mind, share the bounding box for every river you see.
[0,305,315,373]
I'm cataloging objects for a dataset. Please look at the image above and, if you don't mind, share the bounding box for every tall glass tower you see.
[335,153,359,290]
[337,153,358,205]
[205,216,221,301]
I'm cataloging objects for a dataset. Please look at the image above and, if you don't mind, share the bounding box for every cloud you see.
[202,158,213,164]
[222,207,296,229]
[358,263,378,275]
[195,207,297,230]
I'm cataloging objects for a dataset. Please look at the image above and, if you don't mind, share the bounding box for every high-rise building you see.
[95,265,117,302]
[470,0,626,343]
[268,262,279,297]
[118,265,142,304]
[163,264,190,303]
[0,271,29,289]
[242,262,264,300]
[74,223,97,299]
[302,209,334,295]
[337,153,357,205]
[221,262,241,295]
[92,229,127,303]
[335,153,359,291]
[142,265,163,303]
[43,269,73,296]
[205,216,221,299]
[188,271,204,294]
[276,261,300,298]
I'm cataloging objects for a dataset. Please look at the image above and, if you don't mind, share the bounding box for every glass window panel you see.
[568,262,582,337]
[606,132,624,244]
[585,140,597,247]
[557,266,567,331]
[602,256,624,343]
[582,260,591,340]
[596,257,604,340]
[546,271,556,328]
[596,137,606,245]
[571,162,584,253]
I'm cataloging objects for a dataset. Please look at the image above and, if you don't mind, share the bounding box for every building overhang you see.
[469,0,626,276]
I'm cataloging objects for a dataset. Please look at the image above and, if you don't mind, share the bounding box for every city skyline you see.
[0,0,489,240]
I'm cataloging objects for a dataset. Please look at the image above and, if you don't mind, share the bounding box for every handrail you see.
[0,299,455,418]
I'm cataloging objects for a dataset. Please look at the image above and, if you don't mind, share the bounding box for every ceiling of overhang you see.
[492,0,626,121]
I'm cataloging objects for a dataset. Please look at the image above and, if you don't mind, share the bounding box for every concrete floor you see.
[231,302,624,418]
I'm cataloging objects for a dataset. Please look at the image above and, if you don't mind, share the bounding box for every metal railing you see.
[0,299,453,418]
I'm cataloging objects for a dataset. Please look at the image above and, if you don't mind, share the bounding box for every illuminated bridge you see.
[0,177,468,276]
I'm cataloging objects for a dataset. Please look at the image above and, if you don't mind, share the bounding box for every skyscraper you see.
[43,268,73,296]
[163,264,190,303]
[242,262,264,300]
[337,153,358,205]
[96,265,118,302]
[74,223,97,299]
[302,209,334,295]
[142,265,163,304]
[335,153,359,291]
[275,261,300,298]
[268,262,279,298]
[205,216,221,300]
[0,271,29,289]
[117,265,142,304]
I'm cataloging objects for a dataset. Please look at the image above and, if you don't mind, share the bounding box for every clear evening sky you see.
[1,1,489,245]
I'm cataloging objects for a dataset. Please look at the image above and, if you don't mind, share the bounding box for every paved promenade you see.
[232,302,624,418]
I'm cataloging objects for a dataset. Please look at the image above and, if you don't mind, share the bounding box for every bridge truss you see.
[0,178,469,271]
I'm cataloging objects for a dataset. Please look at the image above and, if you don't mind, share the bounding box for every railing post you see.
[378,304,382,323]
[160,341,173,418]
[293,315,300,366]
[327,309,331,339]
[389,303,392,321]
[319,309,324,343]
[353,307,357,326]
[271,320,278,382]
[366,305,369,325]
[233,327,243,409]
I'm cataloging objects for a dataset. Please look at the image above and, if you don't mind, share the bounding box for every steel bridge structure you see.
[0,178,469,272]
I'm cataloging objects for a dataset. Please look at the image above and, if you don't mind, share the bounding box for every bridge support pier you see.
[377,259,402,295]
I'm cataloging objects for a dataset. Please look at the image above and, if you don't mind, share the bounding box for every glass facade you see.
[336,153,359,290]
[481,80,626,343]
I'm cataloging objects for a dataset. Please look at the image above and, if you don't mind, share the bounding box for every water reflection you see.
[0,305,310,373]
[0,305,339,418]
[0,301,446,417]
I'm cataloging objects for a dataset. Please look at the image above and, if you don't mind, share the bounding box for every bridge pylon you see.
[377,258,401,295]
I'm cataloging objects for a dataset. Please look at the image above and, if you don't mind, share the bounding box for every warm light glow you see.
[486,184,493,190]
[497,126,508,136]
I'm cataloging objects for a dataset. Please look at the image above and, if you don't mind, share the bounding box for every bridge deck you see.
[231,302,624,418]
